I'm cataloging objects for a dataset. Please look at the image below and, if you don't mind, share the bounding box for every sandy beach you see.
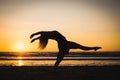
[0,66,120,80]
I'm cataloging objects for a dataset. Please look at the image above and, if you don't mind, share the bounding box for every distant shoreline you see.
[0,52,120,57]
[0,56,120,60]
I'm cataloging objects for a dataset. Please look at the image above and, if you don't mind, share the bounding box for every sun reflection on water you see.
[18,60,23,66]
[17,57,24,66]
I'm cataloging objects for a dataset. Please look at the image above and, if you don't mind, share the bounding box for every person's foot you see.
[94,47,102,51]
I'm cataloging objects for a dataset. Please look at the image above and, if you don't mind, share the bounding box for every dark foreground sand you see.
[0,66,120,80]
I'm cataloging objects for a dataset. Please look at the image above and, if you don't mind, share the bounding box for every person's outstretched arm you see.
[30,31,45,39]
[31,37,40,43]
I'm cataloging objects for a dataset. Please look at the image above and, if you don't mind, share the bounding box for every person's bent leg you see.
[55,52,65,67]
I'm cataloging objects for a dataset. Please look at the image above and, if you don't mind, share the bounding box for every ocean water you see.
[0,52,120,66]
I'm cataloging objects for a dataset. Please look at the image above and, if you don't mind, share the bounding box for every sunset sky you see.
[0,0,120,52]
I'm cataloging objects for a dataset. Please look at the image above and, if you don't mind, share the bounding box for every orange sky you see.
[0,0,120,52]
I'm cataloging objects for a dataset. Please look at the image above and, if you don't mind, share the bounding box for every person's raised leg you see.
[68,41,101,51]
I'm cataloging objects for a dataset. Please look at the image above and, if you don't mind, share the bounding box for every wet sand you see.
[0,66,120,80]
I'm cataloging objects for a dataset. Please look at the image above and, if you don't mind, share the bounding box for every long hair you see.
[39,34,48,49]
[30,30,67,50]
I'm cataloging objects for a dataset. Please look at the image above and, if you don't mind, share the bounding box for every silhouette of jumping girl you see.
[30,31,101,67]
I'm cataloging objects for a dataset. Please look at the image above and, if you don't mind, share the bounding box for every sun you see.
[17,44,24,51]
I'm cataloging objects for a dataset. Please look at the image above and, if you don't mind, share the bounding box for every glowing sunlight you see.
[17,44,25,52]
[0,0,119,52]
